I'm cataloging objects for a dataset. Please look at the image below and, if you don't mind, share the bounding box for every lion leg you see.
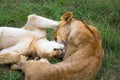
[0,52,21,64]
[11,55,27,70]
[11,64,21,70]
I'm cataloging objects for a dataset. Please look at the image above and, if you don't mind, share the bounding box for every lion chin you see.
[12,12,104,80]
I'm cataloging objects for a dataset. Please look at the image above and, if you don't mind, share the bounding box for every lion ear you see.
[61,12,73,23]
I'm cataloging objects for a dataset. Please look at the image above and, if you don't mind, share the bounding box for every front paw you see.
[11,64,21,70]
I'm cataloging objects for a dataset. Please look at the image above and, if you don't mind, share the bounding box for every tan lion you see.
[12,12,104,80]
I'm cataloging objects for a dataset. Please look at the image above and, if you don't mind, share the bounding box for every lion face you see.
[54,12,100,44]
[54,24,71,44]
[54,12,73,44]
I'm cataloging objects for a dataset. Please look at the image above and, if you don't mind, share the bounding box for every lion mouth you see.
[53,48,65,59]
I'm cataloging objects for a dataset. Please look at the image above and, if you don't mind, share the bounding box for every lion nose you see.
[54,38,57,42]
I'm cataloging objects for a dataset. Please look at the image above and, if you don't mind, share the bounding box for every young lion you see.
[12,12,104,80]
[0,14,64,64]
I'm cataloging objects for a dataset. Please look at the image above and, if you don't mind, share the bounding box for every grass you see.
[0,70,21,80]
[0,0,120,80]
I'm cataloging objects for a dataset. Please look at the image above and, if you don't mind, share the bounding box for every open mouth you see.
[53,48,65,58]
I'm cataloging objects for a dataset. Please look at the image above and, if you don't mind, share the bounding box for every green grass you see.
[0,0,120,80]
[0,70,21,80]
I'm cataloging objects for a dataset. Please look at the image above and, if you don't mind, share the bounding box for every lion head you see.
[55,12,104,60]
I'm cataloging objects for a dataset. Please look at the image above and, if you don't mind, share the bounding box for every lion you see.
[0,14,64,64]
[12,12,104,80]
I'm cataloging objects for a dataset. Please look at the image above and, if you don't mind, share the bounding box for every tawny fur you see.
[12,12,104,80]
[0,14,64,64]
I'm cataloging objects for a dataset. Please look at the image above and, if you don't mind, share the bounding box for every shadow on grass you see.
[0,64,24,80]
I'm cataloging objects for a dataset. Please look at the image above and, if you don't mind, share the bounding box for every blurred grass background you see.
[0,0,120,80]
